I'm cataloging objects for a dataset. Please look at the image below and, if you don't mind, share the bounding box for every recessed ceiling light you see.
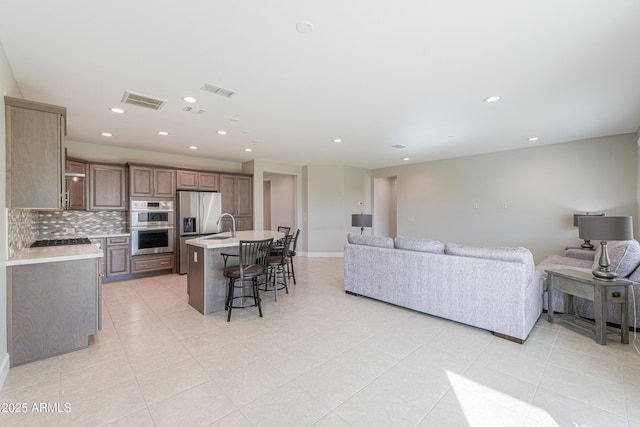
[217,130,227,135]
[245,148,252,152]
[403,157,410,161]
[110,107,125,114]
[100,132,112,137]
[528,137,539,142]
[158,131,169,136]
[230,117,240,122]
[183,96,197,103]
[484,96,501,103]
[251,140,258,143]
[333,139,342,143]
[296,21,314,34]
[189,146,198,150]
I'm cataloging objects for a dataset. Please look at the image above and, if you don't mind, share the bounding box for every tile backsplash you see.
[8,209,128,257]
[7,209,39,257]
[38,211,128,236]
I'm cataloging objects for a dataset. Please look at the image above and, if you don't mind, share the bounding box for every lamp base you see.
[592,268,617,281]
[580,240,594,250]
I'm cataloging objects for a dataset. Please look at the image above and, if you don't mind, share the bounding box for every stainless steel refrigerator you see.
[177,190,223,274]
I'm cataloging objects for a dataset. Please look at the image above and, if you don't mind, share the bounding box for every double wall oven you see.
[130,199,175,256]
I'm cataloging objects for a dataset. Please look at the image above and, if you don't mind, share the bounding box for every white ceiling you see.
[1,1,639,169]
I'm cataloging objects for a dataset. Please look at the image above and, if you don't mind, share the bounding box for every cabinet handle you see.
[160,262,169,265]
[138,264,147,268]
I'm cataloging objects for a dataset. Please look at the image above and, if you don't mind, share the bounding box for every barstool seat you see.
[222,238,273,322]
[260,234,293,301]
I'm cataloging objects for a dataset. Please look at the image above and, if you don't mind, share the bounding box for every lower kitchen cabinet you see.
[131,253,174,274]
[8,257,101,367]
[106,236,130,276]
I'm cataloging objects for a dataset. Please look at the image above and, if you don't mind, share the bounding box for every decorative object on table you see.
[578,215,633,280]
[573,212,604,249]
[352,213,372,235]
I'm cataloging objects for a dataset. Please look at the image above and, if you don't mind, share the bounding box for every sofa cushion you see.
[394,236,445,254]
[445,243,535,282]
[347,233,394,248]
[591,240,640,278]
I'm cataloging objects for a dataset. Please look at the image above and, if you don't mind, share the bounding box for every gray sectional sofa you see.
[344,234,543,342]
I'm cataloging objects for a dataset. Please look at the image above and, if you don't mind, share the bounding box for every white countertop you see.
[7,244,104,266]
[186,230,285,249]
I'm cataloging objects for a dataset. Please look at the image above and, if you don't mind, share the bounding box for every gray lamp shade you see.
[578,216,633,241]
[352,214,372,228]
[573,212,604,227]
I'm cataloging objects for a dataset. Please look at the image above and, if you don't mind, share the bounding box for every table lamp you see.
[352,214,372,235]
[573,212,604,249]
[578,215,633,280]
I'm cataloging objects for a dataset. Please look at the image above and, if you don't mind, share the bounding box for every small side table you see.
[546,269,631,345]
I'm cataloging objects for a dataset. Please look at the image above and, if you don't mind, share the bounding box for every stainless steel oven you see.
[130,199,175,256]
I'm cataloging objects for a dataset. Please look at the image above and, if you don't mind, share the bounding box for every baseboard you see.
[0,352,10,392]
[300,252,344,258]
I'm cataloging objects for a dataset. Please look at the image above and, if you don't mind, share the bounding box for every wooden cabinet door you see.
[153,168,176,197]
[129,166,154,197]
[5,97,66,209]
[89,164,126,210]
[235,176,253,217]
[106,245,130,276]
[219,175,236,214]
[176,170,198,190]
[66,160,87,210]
[198,173,219,191]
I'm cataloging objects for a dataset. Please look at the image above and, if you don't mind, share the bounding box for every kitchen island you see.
[185,230,284,315]
[7,244,103,366]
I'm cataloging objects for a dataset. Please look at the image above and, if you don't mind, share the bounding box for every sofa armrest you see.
[563,248,596,261]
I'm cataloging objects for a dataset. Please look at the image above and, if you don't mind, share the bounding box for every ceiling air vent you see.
[121,90,167,110]
[391,144,407,149]
[183,106,206,115]
[201,82,237,98]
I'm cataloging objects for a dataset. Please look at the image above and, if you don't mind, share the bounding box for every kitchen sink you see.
[204,235,231,240]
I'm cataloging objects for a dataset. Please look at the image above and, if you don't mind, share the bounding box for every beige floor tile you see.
[214,359,288,407]
[334,380,426,427]
[262,339,330,379]
[312,412,352,427]
[58,379,146,426]
[294,359,370,409]
[103,408,155,427]
[538,364,626,416]
[208,410,253,427]
[179,326,239,356]
[0,379,60,425]
[1,356,60,392]
[241,382,330,427]
[148,380,237,427]
[136,357,209,405]
[329,339,400,382]
[59,356,134,402]
[474,340,548,385]
[195,342,258,378]
[527,387,626,427]
[548,345,624,385]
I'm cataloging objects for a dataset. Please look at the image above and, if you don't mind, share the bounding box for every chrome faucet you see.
[217,213,236,237]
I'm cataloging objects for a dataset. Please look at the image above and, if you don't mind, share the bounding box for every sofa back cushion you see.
[394,236,445,254]
[591,240,640,278]
[445,243,535,282]
[347,233,394,249]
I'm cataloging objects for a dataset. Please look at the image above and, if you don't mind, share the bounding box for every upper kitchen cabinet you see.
[5,97,66,209]
[65,158,87,210]
[176,170,219,191]
[89,163,127,210]
[219,174,253,230]
[129,165,176,197]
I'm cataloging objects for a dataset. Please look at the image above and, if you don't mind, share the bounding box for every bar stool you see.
[261,234,293,301]
[285,229,300,284]
[221,238,273,322]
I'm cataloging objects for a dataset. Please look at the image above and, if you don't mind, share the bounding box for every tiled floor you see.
[1,256,640,426]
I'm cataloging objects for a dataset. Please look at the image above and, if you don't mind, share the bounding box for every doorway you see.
[373,176,397,237]
[263,173,297,232]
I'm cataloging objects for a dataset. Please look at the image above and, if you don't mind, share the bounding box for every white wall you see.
[374,134,638,263]
[0,39,22,390]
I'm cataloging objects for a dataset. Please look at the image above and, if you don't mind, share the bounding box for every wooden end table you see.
[546,269,631,345]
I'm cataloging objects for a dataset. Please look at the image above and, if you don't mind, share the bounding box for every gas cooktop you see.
[30,237,92,248]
